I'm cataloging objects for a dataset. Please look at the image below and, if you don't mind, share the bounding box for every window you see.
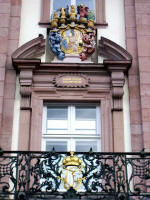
[51,0,96,19]
[42,103,101,152]
[40,0,106,25]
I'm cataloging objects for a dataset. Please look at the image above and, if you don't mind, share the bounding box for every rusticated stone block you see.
[0,53,6,67]
[0,97,3,113]
[5,69,16,83]
[0,68,5,81]
[0,28,8,37]
[140,84,150,96]
[142,15,150,26]
[0,133,12,150]
[11,4,21,17]
[139,57,150,72]
[10,17,20,30]
[126,38,137,58]
[11,0,21,6]
[0,3,10,14]
[126,27,136,39]
[0,0,10,3]
[129,98,141,111]
[0,14,9,27]
[143,132,150,150]
[125,14,136,28]
[130,110,142,124]
[128,60,139,75]
[131,124,142,135]
[142,109,150,122]
[135,3,150,14]
[0,82,4,97]
[140,72,150,84]
[137,36,150,57]
[141,96,150,109]
[8,28,20,39]
[131,134,143,152]
[137,24,150,36]
[129,85,140,98]
[7,39,18,56]
[128,75,140,86]
[0,37,8,53]
[125,0,134,6]
[2,99,14,132]
[4,83,16,99]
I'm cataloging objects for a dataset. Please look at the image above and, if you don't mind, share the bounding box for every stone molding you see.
[12,34,45,59]
[99,37,132,61]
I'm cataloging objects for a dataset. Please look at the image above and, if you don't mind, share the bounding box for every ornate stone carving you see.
[20,86,32,97]
[104,61,130,111]
[49,5,96,61]
[20,86,32,110]
[53,74,89,88]
[19,70,33,86]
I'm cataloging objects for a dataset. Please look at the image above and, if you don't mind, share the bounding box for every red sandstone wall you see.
[0,0,21,150]
[125,0,150,151]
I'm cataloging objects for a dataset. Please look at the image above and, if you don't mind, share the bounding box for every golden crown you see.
[62,152,82,166]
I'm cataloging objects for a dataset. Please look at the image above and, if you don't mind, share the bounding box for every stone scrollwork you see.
[20,86,32,97]
[20,86,32,110]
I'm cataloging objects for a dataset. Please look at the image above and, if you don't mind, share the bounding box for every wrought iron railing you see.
[0,151,150,200]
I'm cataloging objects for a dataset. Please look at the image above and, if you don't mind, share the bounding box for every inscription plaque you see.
[54,74,89,88]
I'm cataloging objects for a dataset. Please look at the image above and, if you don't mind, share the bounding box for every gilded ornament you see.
[70,5,77,22]
[58,152,85,191]
[51,12,59,29]
[60,27,85,55]
[49,5,95,61]
[60,7,66,24]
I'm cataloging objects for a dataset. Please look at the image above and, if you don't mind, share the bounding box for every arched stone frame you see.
[12,35,132,152]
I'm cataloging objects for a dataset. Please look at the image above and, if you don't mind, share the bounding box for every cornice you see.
[12,34,45,59]
[99,37,132,61]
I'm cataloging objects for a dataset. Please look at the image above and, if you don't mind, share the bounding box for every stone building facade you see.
[0,0,150,153]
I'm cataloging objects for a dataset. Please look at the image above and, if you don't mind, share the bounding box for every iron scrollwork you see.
[1,151,150,199]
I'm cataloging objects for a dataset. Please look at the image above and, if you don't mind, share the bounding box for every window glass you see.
[47,107,67,119]
[75,106,96,131]
[76,0,95,11]
[76,107,96,120]
[53,0,70,11]
[46,141,67,151]
[47,107,68,130]
[51,0,95,18]
[76,141,97,152]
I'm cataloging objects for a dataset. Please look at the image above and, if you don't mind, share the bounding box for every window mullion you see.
[68,106,71,135]
[70,105,76,135]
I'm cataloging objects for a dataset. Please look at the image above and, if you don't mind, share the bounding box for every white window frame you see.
[42,103,101,152]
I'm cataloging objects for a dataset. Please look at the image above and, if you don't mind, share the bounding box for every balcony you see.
[0,150,150,200]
